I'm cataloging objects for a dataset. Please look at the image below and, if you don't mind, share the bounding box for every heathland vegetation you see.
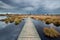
[31,15,60,26]
[31,15,60,38]
[1,15,60,26]
[0,14,60,38]
[43,27,60,38]
[2,16,24,25]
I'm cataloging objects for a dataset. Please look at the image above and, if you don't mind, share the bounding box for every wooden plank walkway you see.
[17,17,41,40]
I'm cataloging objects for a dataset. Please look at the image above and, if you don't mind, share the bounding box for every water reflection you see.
[42,21,60,28]
[0,22,13,30]
[0,19,25,40]
[32,19,60,40]
[0,21,10,30]
[0,16,8,30]
[0,18,60,40]
[0,16,7,19]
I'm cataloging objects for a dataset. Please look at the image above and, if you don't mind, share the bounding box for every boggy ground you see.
[31,15,60,26]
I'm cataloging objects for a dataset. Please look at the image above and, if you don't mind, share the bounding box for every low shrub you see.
[5,19,9,24]
[44,27,60,38]
[53,20,60,26]
[45,19,53,24]
[14,18,21,25]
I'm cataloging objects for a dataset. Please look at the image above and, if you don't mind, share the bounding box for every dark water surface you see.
[0,18,60,40]
[32,19,60,40]
[0,20,25,40]
[0,16,8,30]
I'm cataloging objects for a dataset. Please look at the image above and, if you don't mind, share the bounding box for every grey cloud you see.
[0,0,60,14]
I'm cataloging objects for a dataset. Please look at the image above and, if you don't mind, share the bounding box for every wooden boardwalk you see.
[17,17,41,40]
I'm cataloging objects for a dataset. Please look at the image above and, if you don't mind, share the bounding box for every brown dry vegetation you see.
[4,16,24,25]
[31,15,60,26]
[43,27,60,38]
[1,15,60,26]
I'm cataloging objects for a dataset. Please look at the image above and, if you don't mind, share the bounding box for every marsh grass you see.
[14,18,21,25]
[4,16,23,25]
[36,16,60,26]
[44,28,60,38]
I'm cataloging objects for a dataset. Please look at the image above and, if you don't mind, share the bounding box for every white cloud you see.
[11,0,60,10]
[42,0,60,10]
[0,1,16,9]
[23,7,34,11]
[11,0,22,4]
[10,0,41,10]
[0,0,60,12]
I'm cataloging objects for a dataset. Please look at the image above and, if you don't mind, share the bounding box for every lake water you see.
[0,16,7,20]
[0,16,10,30]
[0,17,60,40]
[0,19,25,40]
[32,19,60,40]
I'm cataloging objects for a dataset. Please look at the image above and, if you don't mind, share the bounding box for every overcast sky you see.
[0,0,60,14]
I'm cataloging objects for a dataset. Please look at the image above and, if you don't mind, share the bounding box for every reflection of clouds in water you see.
[0,16,8,29]
[49,23,56,27]
[48,23,60,32]
[43,21,60,32]
[0,21,8,29]
[49,23,60,27]
[0,16,7,20]
[41,21,60,28]
[43,21,56,28]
